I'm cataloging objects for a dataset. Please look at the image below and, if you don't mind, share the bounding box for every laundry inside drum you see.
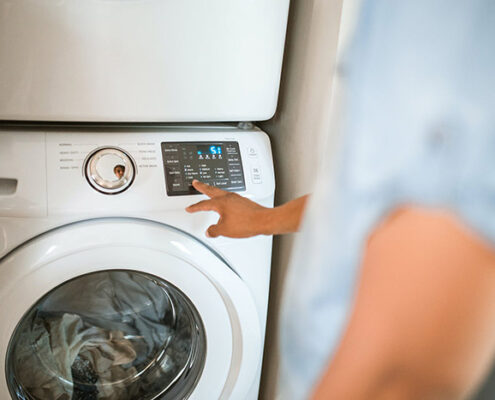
[5,270,206,400]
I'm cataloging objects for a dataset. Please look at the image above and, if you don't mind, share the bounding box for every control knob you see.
[85,147,136,194]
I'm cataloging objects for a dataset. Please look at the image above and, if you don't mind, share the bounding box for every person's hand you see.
[186,180,270,238]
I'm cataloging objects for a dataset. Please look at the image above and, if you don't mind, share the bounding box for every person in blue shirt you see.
[187,0,495,398]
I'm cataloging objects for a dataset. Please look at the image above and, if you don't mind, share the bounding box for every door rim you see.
[0,218,261,399]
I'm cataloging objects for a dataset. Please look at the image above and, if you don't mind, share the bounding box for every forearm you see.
[186,180,309,238]
[259,195,309,235]
[312,208,495,400]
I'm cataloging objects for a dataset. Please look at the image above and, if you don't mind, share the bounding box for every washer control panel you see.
[162,142,246,196]
[85,147,136,194]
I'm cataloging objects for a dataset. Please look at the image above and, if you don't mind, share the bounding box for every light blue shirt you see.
[279,1,495,399]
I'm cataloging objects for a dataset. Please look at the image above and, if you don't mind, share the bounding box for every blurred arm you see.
[312,207,495,400]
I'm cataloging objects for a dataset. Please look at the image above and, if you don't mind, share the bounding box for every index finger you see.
[192,179,226,198]
[186,199,220,213]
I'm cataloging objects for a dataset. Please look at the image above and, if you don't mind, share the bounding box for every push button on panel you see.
[251,165,262,184]
[248,147,258,158]
[162,141,246,196]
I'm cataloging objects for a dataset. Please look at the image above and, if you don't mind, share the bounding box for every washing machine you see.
[0,1,288,398]
[0,125,275,399]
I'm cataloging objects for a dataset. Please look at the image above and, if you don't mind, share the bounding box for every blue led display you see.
[209,146,222,155]
[196,145,222,156]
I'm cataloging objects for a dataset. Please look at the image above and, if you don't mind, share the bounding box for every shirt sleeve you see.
[278,1,495,399]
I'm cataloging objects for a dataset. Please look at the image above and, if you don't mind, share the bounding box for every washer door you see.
[0,218,261,400]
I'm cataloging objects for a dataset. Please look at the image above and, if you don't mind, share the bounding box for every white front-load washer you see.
[0,125,275,400]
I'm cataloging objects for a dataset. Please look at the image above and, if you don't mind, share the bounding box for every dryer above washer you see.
[0,0,290,122]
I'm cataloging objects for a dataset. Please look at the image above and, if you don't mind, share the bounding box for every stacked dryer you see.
[0,1,290,399]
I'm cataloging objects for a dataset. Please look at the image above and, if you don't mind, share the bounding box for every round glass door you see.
[6,270,206,400]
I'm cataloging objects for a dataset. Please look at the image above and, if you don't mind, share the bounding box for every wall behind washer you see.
[258,0,359,398]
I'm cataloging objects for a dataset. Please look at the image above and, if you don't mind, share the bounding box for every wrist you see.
[252,207,276,236]
[262,196,308,235]
[257,206,287,236]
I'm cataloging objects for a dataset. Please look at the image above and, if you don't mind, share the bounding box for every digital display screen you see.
[161,142,246,196]
[196,145,223,155]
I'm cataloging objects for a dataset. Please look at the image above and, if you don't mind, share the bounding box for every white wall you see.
[257,0,347,398]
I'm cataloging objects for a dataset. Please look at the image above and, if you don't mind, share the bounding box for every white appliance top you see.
[0,0,290,122]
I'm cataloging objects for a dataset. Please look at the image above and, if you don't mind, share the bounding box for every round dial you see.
[85,147,136,194]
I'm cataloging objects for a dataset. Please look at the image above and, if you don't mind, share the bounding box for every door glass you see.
[6,270,206,400]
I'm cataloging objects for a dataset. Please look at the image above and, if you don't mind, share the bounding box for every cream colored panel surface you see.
[0,131,46,217]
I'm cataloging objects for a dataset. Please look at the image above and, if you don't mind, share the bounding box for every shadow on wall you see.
[258,0,345,399]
